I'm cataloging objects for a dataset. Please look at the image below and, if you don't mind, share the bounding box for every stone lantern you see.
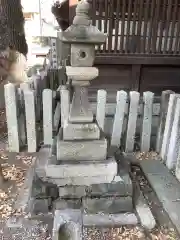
[60,0,106,124]
[44,2,133,232]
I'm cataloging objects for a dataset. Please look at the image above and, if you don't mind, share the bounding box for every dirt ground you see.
[0,108,179,239]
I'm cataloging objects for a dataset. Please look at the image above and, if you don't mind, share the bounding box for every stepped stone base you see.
[63,122,100,140]
[57,131,108,161]
[47,175,118,186]
[45,157,117,179]
[58,174,133,198]
[82,196,133,214]
[53,196,133,214]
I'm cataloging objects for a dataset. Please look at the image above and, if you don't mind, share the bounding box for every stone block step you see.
[57,131,107,161]
[82,196,133,214]
[48,174,117,186]
[45,157,117,179]
[140,160,180,235]
[63,123,100,140]
[54,198,82,210]
[83,213,138,227]
[58,174,133,198]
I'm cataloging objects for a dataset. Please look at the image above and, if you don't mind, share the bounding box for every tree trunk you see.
[0,0,28,84]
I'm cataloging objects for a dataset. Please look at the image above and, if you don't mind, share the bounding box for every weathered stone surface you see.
[63,122,100,140]
[58,175,132,198]
[156,90,175,153]
[166,98,180,170]
[69,86,93,123]
[59,186,86,198]
[140,159,180,235]
[71,44,95,67]
[125,91,140,153]
[58,174,132,198]
[53,102,61,133]
[111,90,127,147]
[57,133,107,161]
[176,148,180,182]
[43,89,53,145]
[31,176,58,200]
[89,175,132,197]
[46,158,117,179]
[52,209,82,240]
[135,191,156,230]
[160,94,180,161]
[4,83,20,152]
[32,198,50,214]
[15,159,36,213]
[72,80,90,86]
[140,91,154,152]
[54,198,82,210]
[24,90,37,153]
[47,175,117,187]
[96,89,107,131]
[66,66,98,82]
[60,88,70,127]
[83,213,138,227]
[82,196,133,214]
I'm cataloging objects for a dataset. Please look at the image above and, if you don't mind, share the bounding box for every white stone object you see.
[69,87,93,123]
[83,213,138,227]
[66,66,98,82]
[96,89,107,131]
[156,90,175,153]
[160,94,180,161]
[45,158,117,179]
[4,83,20,152]
[50,175,117,186]
[71,44,95,67]
[140,91,154,152]
[24,90,37,152]
[135,191,156,230]
[43,89,53,145]
[111,91,127,147]
[60,88,70,126]
[63,123,100,140]
[125,91,140,153]
[166,99,180,170]
[57,134,107,161]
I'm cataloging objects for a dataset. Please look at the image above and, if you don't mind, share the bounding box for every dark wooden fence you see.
[90,0,180,56]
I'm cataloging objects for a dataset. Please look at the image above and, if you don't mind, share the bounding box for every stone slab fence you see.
[4,83,174,154]
[4,72,59,153]
[156,92,180,183]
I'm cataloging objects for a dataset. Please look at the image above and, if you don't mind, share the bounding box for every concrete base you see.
[47,174,118,186]
[58,174,133,198]
[45,157,117,179]
[82,196,133,214]
[63,122,100,140]
[54,199,82,210]
[83,213,138,227]
[57,130,108,161]
[140,160,180,235]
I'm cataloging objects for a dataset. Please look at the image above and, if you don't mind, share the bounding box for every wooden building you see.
[68,0,180,98]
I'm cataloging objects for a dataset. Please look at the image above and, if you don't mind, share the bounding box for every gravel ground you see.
[0,108,179,239]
